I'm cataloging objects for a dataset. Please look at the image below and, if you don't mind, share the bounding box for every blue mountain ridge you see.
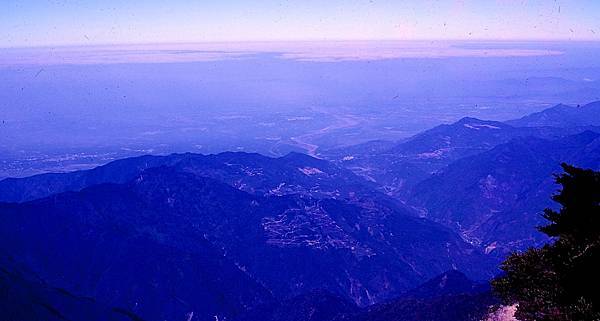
[2,101,599,320]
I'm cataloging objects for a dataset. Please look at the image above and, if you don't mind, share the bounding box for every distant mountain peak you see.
[455,117,501,124]
[456,116,485,123]
[506,101,600,127]
[448,117,510,131]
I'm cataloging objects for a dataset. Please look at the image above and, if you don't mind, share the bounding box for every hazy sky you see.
[1,1,600,47]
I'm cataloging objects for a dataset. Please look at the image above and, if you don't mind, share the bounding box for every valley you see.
[1,101,599,321]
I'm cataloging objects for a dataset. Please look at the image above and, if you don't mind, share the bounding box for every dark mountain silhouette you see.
[0,158,495,320]
[0,171,275,321]
[0,154,185,203]
[0,152,397,210]
[0,253,144,321]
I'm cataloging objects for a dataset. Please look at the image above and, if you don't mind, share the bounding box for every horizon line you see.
[3,37,600,50]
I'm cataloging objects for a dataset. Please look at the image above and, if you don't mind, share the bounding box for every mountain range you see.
[1,101,598,320]
[0,152,495,320]
[506,101,600,127]
[411,130,600,254]
[322,102,600,197]
[322,101,600,255]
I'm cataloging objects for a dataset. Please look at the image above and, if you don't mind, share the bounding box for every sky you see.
[1,0,600,48]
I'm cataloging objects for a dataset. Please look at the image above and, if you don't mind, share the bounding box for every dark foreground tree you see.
[493,164,600,321]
